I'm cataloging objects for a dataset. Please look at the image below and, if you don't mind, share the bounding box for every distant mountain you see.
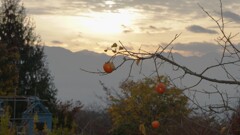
[43,46,239,107]
[44,46,128,105]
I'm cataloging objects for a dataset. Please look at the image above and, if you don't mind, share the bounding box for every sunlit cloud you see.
[51,40,64,44]
[73,8,140,35]
[121,25,134,33]
[140,25,171,34]
[46,41,69,48]
[22,0,240,54]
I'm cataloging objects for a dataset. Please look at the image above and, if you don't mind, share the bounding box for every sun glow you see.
[81,9,138,34]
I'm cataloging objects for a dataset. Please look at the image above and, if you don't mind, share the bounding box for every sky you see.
[22,0,240,56]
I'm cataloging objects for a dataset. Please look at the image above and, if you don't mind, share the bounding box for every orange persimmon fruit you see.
[103,62,115,73]
[151,120,160,129]
[155,82,166,94]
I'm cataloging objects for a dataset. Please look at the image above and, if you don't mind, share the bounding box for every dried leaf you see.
[119,46,124,50]
[111,43,117,48]
[112,50,116,53]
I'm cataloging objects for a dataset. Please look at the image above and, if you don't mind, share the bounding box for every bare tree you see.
[84,0,240,114]
[83,0,240,133]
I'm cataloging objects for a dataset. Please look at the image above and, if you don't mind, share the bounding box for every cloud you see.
[123,29,133,33]
[223,11,240,23]
[24,0,240,31]
[173,42,221,56]
[149,25,157,29]
[140,25,171,34]
[140,25,158,30]
[186,25,218,34]
[27,8,54,15]
[24,0,240,19]
[22,0,194,16]
[51,40,64,44]
[121,25,134,33]
[60,0,122,13]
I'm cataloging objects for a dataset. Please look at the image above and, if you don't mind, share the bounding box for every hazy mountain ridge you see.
[43,46,239,106]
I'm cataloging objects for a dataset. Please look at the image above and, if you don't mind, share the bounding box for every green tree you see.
[0,42,19,95]
[0,0,57,111]
[103,76,190,135]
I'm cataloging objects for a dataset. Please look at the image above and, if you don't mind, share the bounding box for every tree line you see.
[0,0,57,124]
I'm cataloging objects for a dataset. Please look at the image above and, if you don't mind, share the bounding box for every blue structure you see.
[0,100,4,116]
[22,96,52,135]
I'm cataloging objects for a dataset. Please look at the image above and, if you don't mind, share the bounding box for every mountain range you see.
[43,46,239,108]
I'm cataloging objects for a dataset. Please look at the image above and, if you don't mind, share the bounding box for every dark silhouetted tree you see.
[0,0,57,113]
[0,42,19,95]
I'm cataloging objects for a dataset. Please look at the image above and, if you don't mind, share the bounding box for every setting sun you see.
[81,9,138,34]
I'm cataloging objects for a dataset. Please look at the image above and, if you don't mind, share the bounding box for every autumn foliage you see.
[102,76,190,135]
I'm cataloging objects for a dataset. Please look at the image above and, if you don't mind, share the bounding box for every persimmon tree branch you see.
[99,1,240,120]
[82,0,240,118]
[155,53,240,85]
[99,1,240,86]
[103,40,240,85]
